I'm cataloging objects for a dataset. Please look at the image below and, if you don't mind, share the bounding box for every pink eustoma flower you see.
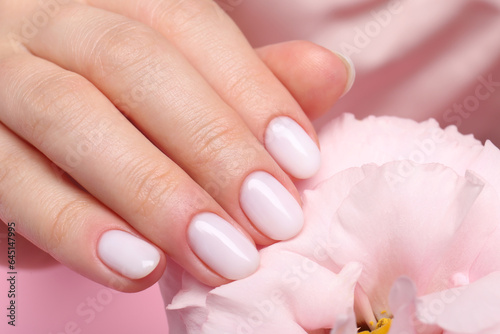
[160,114,500,334]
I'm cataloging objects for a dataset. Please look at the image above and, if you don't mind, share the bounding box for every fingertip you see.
[257,40,352,120]
[265,116,321,179]
[240,171,304,240]
[91,229,167,293]
[331,51,356,98]
[97,230,162,280]
[187,212,260,280]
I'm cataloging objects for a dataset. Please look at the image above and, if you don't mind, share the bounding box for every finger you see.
[80,0,324,179]
[0,122,164,292]
[21,4,305,244]
[256,41,355,120]
[0,53,259,286]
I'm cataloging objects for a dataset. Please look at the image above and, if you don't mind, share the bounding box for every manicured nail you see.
[98,230,160,279]
[332,51,356,97]
[240,171,304,240]
[265,116,321,179]
[188,212,260,280]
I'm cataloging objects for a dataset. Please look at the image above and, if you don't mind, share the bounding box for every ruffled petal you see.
[165,251,362,334]
[298,114,483,192]
[468,140,500,196]
[387,276,419,334]
[470,220,500,281]
[160,114,500,334]
[467,141,500,280]
[200,253,362,333]
[329,309,357,334]
[387,273,500,334]
[162,259,212,334]
[307,161,498,316]
[417,271,500,333]
[274,166,369,275]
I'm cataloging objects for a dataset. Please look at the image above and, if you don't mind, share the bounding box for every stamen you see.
[358,318,392,334]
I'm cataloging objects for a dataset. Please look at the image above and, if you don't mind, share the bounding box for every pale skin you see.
[0,0,350,291]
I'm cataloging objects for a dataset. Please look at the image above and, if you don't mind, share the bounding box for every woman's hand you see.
[0,0,352,291]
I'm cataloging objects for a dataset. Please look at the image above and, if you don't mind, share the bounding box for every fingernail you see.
[98,230,160,279]
[240,171,304,240]
[188,212,260,280]
[332,51,355,97]
[265,116,321,179]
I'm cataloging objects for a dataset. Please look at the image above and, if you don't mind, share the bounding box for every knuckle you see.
[121,158,178,218]
[185,117,261,196]
[21,70,92,147]
[223,67,261,103]
[189,122,259,198]
[148,0,223,35]
[188,117,240,164]
[56,4,163,73]
[44,198,89,253]
[82,17,164,75]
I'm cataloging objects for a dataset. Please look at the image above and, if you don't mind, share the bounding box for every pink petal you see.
[308,161,498,315]
[159,114,500,334]
[329,309,357,334]
[467,141,500,280]
[201,253,362,333]
[275,166,369,275]
[468,140,500,196]
[389,276,417,313]
[387,273,500,334]
[444,328,500,334]
[428,170,500,292]
[298,114,483,192]
[470,220,500,281]
[417,271,500,333]
[387,276,419,334]
[161,259,212,333]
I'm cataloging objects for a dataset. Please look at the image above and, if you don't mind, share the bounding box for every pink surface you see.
[0,224,169,334]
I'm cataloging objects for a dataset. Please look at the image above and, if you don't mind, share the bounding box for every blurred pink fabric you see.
[229,0,500,145]
[4,1,499,333]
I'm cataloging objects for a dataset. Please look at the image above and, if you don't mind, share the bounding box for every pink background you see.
[0,225,169,334]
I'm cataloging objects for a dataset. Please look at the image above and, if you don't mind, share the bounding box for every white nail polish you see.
[240,171,304,240]
[98,230,160,280]
[188,213,260,280]
[332,51,356,97]
[265,117,321,179]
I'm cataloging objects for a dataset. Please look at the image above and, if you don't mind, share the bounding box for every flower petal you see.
[387,276,420,334]
[329,309,357,334]
[298,114,483,192]
[162,259,212,333]
[201,252,362,333]
[310,161,497,315]
[159,114,500,334]
[417,271,500,333]
[468,140,500,196]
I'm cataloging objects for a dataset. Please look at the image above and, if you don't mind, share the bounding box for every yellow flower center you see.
[358,318,392,334]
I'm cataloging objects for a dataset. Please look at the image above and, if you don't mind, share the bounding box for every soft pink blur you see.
[229,0,500,145]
